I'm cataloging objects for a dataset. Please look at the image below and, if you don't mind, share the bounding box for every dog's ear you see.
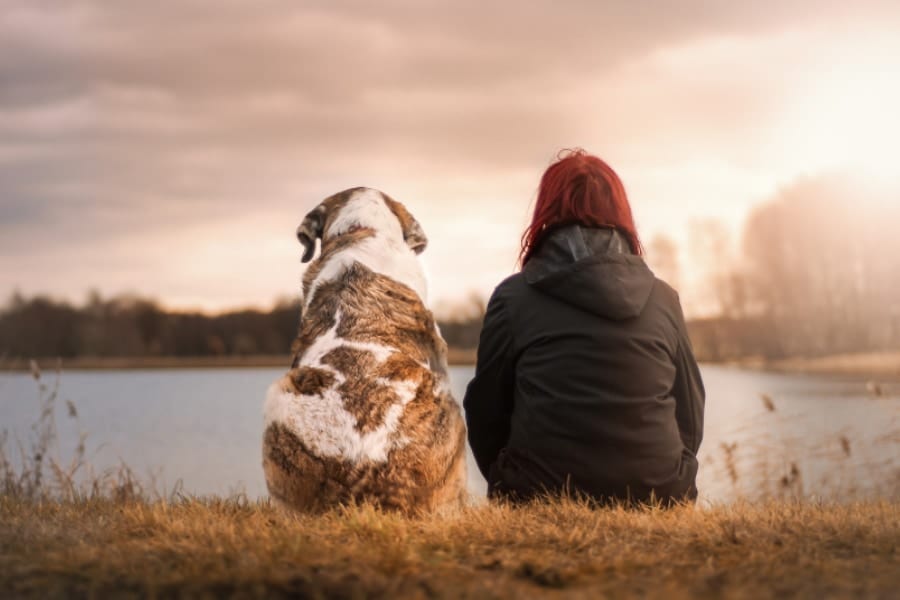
[384,196,428,254]
[296,204,327,263]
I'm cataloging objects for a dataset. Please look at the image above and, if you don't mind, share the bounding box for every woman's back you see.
[464,225,703,503]
[462,147,705,505]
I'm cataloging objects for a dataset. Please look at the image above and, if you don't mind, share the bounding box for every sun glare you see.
[776,42,900,186]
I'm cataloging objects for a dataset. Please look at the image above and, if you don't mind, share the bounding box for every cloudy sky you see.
[2,1,899,315]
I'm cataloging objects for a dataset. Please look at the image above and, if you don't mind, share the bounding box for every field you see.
[0,495,897,599]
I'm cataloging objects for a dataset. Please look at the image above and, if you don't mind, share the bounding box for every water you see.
[1,365,897,504]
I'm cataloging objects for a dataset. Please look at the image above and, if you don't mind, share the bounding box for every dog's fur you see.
[263,187,467,514]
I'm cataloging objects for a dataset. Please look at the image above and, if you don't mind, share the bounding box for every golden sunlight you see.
[774,35,900,183]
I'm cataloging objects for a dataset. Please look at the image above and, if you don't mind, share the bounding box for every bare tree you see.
[646,234,681,291]
[740,175,900,356]
[688,219,747,318]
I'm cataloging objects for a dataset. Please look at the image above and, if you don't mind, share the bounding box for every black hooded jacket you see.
[463,225,705,504]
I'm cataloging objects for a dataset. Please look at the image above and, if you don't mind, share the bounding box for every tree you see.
[688,219,746,318]
[646,234,681,291]
[740,175,900,356]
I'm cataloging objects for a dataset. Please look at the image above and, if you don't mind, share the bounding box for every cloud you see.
[2,1,900,310]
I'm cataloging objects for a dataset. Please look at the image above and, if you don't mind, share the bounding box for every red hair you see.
[520,149,642,265]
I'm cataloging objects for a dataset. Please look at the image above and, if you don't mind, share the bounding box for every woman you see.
[463,149,705,505]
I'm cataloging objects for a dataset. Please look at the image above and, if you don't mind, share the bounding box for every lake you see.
[1,365,897,504]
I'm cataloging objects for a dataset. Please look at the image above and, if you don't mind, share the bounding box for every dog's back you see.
[263,188,467,514]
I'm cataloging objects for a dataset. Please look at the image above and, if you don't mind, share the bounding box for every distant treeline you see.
[3,176,899,364]
[0,292,484,361]
[682,175,900,361]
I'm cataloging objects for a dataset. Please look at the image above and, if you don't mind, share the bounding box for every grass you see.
[1,496,898,599]
[2,361,898,598]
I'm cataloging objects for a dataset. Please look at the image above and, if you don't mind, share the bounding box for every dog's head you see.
[296,187,427,263]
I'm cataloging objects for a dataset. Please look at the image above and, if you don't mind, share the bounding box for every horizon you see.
[3,2,900,317]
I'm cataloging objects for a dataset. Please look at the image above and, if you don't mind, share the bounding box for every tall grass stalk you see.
[0,360,154,502]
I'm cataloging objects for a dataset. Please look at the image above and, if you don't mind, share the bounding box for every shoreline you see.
[722,351,900,380]
[2,350,898,378]
[0,348,480,372]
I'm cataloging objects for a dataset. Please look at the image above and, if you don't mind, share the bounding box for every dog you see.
[262,187,467,514]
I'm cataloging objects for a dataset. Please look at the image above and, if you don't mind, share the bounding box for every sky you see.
[2,1,900,316]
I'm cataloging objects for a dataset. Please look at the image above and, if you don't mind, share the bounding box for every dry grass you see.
[1,496,897,599]
[1,361,155,504]
[2,362,898,598]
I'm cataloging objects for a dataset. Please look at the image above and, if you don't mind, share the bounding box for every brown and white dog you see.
[263,187,467,514]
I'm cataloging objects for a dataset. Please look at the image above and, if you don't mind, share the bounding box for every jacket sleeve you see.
[463,287,516,479]
[671,300,705,455]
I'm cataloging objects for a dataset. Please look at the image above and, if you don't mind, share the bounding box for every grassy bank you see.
[1,496,898,599]
[2,363,897,598]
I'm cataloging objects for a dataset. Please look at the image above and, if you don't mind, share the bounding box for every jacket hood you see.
[522,225,656,319]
